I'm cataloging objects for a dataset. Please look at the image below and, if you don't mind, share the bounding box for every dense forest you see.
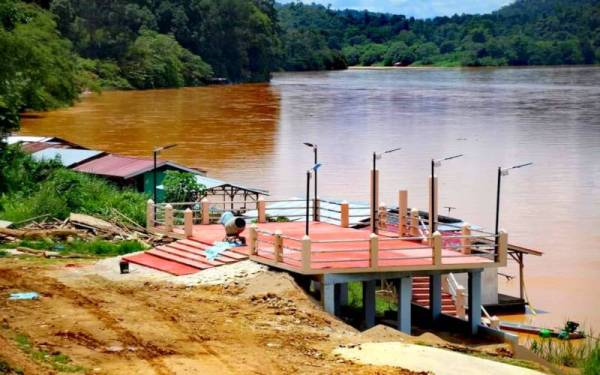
[278,0,600,70]
[1,0,600,139]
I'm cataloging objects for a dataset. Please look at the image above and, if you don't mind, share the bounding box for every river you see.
[20,66,600,332]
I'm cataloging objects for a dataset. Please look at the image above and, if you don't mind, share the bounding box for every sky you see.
[287,1,515,19]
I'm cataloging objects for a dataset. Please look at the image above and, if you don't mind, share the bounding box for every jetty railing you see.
[247,225,507,274]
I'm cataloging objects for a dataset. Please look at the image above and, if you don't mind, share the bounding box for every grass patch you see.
[3,238,145,257]
[0,250,7,258]
[14,333,84,373]
[528,330,600,371]
[347,281,396,315]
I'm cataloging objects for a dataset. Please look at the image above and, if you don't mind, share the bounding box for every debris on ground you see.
[8,292,39,300]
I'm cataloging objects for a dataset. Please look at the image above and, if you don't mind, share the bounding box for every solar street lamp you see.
[430,154,463,233]
[306,163,322,236]
[371,147,402,234]
[303,142,318,221]
[153,144,177,203]
[495,162,533,236]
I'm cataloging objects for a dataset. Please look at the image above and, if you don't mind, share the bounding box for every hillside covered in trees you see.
[1,0,600,139]
[278,0,600,69]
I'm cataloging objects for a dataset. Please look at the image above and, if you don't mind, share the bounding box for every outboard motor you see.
[219,211,246,245]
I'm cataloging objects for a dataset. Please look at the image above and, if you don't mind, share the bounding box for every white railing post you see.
[258,197,266,224]
[461,223,472,254]
[302,235,311,273]
[248,224,258,255]
[184,208,193,237]
[274,230,283,263]
[201,198,210,225]
[398,190,408,236]
[456,286,466,319]
[410,208,419,237]
[164,204,174,233]
[498,229,508,266]
[146,199,154,231]
[369,233,379,270]
[432,231,442,267]
[340,200,349,228]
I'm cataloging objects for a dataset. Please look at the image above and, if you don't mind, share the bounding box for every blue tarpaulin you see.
[9,292,39,300]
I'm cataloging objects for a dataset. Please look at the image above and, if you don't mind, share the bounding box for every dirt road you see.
[0,259,412,374]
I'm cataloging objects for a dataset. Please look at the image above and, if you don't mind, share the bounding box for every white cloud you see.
[288,0,514,18]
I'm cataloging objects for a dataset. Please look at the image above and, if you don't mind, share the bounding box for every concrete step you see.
[165,242,231,264]
[156,246,223,267]
[147,249,210,270]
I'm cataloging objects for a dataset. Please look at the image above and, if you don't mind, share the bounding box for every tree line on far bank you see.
[1,0,600,140]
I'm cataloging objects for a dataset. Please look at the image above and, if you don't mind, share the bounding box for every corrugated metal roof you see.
[194,175,268,195]
[74,154,206,180]
[6,136,52,145]
[74,154,163,179]
[32,148,104,167]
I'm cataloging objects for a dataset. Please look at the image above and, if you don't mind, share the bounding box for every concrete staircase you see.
[123,237,249,276]
[412,276,457,316]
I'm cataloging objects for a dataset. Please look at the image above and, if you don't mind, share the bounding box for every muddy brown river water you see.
[20,66,600,332]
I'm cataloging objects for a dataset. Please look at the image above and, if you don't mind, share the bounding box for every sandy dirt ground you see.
[0,257,547,374]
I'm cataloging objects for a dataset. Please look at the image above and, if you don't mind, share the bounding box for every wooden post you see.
[146,199,154,231]
[498,229,508,267]
[248,224,258,256]
[164,204,174,233]
[432,231,442,266]
[302,235,311,273]
[201,198,210,225]
[340,200,349,228]
[455,286,466,319]
[410,208,419,237]
[378,202,387,230]
[274,230,283,263]
[258,197,266,224]
[398,190,408,236]
[461,223,472,254]
[441,274,449,293]
[369,233,379,270]
[184,208,193,238]
[428,176,438,236]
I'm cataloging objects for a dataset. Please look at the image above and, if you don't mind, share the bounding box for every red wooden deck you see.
[127,221,492,276]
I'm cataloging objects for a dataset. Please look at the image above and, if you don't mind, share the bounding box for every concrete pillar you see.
[468,270,482,335]
[369,233,379,270]
[370,169,379,231]
[378,202,387,230]
[201,198,210,225]
[164,204,174,232]
[395,277,412,334]
[429,274,442,323]
[455,286,466,319]
[257,197,266,224]
[363,280,376,329]
[321,283,335,315]
[461,223,472,254]
[410,208,420,237]
[428,176,438,236]
[340,201,349,228]
[334,283,348,316]
[432,231,442,266]
[398,190,408,236]
[146,199,154,230]
[302,235,311,273]
[248,224,258,255]
[274,230,283,263]
[184,208,193,238]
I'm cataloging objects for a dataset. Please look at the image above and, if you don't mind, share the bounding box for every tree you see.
[162,171,205,203]
[414,42,439,64]
[383,41,415,66]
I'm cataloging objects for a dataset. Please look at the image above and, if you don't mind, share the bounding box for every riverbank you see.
[0,256,550,374]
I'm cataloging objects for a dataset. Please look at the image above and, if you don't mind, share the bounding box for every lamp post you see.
[431,154,463,233]
[153,144,177,203]
[371,147,402,234]
[303,142,318,221]
[495,162,533,236]
[306,163,322,236]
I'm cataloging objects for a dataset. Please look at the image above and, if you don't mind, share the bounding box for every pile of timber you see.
[0,210,170,249]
